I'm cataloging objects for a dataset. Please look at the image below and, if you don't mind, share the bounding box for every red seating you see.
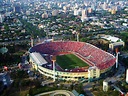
[30,41,116,70]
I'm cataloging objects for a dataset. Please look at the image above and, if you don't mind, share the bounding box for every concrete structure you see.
[116,52,120,68]
[29,41,116,81]
[74,9,79,16]
[88,8,93,13]
[26,11,30,15]
[30,37,34,47]
[42,12,48,18]
[30,52,47,66]
[103,81,108,92]
[88,66,100,79]
[52,56,56,82]
[35,90,75,96]
[101,35,124,50]
[109,42,125,51]
[14,4,21,13]
[81,10,86,17]
[81,9,88,22]
[52,10,59,16]
[111,9,116,14]
[103,2,108,10]
[101,35,122,43]
[63,6,67,12]
[0,14,4,23]
[5,12,11,17]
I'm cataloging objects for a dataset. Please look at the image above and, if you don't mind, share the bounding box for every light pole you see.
[76,32,80,42]
[52,56,56,82]
[116,52,120,68]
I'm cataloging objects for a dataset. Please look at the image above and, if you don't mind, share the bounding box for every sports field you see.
[56,54,88,69]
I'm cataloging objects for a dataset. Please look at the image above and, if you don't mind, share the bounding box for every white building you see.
[81,10,87,18]
[101,35,124,50]
[81,9,88,22]
[26,10,30,15]
[74,9,79,16]
[5,12,11,17]
[101,35,123,43]
[42,12,48,18]
[0,14,4,23]
[102,2,108,10]
[52,10,59,16]
[103,80,108,91]
[88,66,100,79]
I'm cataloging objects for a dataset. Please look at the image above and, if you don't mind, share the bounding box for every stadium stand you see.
[30,41,116,71]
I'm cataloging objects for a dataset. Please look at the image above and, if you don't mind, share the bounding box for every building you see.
[101,35,123,43]
[42,12,48,18]
[5,12,11,17]
[74,9,79,16]
[14,3,21,13]
[102,2,108,10]
[81,9,88,22]
[100,35,125,50]
[88,66,100,79]
[26,11,30,15]
[103,80,108,92]
[0,14,4,23]
[63,6,67,12]
[109,42,125,51]
[111,9,116,14]
[52,10,59,16]
[29,41,116,81]
[88,8,93,13]
[81,9,87,18]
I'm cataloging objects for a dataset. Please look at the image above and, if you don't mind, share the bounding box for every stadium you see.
[29,41,116,81]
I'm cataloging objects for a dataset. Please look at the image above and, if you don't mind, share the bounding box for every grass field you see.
[56,54,88,69]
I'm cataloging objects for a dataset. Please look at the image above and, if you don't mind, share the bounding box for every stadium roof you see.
[30,52,47,66]
[101,35,123,43]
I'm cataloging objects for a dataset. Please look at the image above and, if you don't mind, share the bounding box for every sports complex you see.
[29,41,116,81]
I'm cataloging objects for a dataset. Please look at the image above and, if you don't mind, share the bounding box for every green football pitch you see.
[56,54,89,69]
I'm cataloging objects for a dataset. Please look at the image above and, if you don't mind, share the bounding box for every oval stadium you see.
[29,41,116,81]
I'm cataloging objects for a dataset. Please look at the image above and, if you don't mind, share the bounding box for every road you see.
[105,62,125,83]
[83,83,94,96]
[35,90,75,96]
[0,38,39,45]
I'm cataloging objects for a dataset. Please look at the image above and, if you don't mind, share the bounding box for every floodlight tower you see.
[52,56,56,82]
[30,37,34,47]
[116,52,120,68]
[115,47,119,68]
[115,47,120,69]
[37,36,40,43]
[77,32,80,42]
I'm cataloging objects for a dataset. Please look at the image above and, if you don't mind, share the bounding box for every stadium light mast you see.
[77,32,80,42]
[30,37,34,47]
[116,52,120,68]
[115,48,120,68]
[37,36,40,43]
[52,56,56,82]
